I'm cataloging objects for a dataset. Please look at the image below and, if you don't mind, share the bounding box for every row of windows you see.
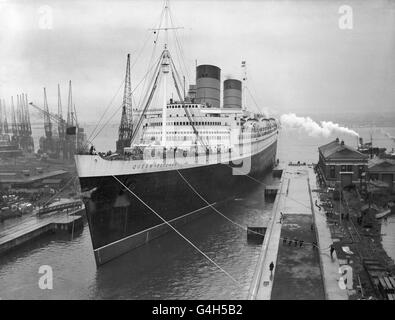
[147,131,228,135]
[240,130,274,138]
[167,104,199,109]
[148,136,227,141]
[328,165,365,178]
[150,121,223,127]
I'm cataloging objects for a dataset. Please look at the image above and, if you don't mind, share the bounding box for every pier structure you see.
[0,209,83,255]
[249,164,349,300]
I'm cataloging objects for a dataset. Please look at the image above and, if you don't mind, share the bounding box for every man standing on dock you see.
[330,244,335,260]
[269,261,275,277]
[279,212,284,223]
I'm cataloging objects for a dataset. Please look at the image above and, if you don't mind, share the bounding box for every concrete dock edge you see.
[307,170,349,300]
[248,169,285,300]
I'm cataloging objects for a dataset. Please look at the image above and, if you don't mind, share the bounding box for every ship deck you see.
[76,132,278,177]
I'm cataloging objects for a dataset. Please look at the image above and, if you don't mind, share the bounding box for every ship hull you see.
[78,140,277,265]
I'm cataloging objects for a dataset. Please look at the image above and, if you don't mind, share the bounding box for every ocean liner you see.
[75,2,279,265]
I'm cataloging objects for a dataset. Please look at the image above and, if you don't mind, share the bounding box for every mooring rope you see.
[225,163,313,211]
[111,175,241,287]
[177,168,329,250]
[176,169,257,235]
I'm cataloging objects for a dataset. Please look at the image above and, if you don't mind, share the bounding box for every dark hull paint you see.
[79,140,277,265]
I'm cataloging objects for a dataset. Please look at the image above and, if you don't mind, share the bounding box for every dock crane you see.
[116,53,133,154]
[3,100,9,135]
[29,102,66,128]
[30,95,77,160]
[43,88,53,140]
[29,88,57,157]
[30,100,64,158]
[17,93,34,153]
[29,82,86,159]
[10,97,19,141]
[57,84,65,141]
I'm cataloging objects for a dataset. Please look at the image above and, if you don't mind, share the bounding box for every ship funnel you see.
[196,65,221,108]
[223,79,242,109]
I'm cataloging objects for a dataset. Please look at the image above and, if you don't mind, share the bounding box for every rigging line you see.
[89,54,162,145]
[122,31,153,113]
[170,61,206,149]
[169,30,184,83]
[129,53,164,145]
[176,169,260,236]
[130,31,152,71]
[177,169,326,249]
[137,1,167,108]
[168,4,191,83]
[245,74,270,115]
[111,175,240,287]
[168,22,187,84]
[174,30,190,84]
[86,79,125,144]
[167,50,206,148]
[87,38,154,143]
[246,87,262,114]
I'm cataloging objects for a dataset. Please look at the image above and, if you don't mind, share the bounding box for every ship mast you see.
[242,60,247,111]
[161,49,170,146]
[128,0,206,149]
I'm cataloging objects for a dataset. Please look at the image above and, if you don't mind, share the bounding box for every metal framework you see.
[116,53,134,153]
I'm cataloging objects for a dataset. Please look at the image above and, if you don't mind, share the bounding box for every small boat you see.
[375,209,391,219]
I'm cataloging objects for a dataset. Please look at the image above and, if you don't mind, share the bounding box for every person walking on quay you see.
[279,212,284,223]
[330,244,335,260]
[269,261,275,276]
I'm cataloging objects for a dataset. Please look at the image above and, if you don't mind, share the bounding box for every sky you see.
[0,0,394,124]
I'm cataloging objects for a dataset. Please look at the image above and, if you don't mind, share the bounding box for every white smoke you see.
[380,129,395,141]
[280,113,359,137]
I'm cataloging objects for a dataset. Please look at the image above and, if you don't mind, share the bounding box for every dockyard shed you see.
[318,138,368,187]
[368,158,395,193]
[0,170,69,190]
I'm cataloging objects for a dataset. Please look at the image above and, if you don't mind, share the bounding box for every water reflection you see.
[0,179,275,300]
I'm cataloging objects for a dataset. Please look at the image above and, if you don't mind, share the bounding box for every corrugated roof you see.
[0,170,68,183]
[319,139,368,160]
[368,157,395,171]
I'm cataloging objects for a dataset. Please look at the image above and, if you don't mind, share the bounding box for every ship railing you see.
[87,130,276,166]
